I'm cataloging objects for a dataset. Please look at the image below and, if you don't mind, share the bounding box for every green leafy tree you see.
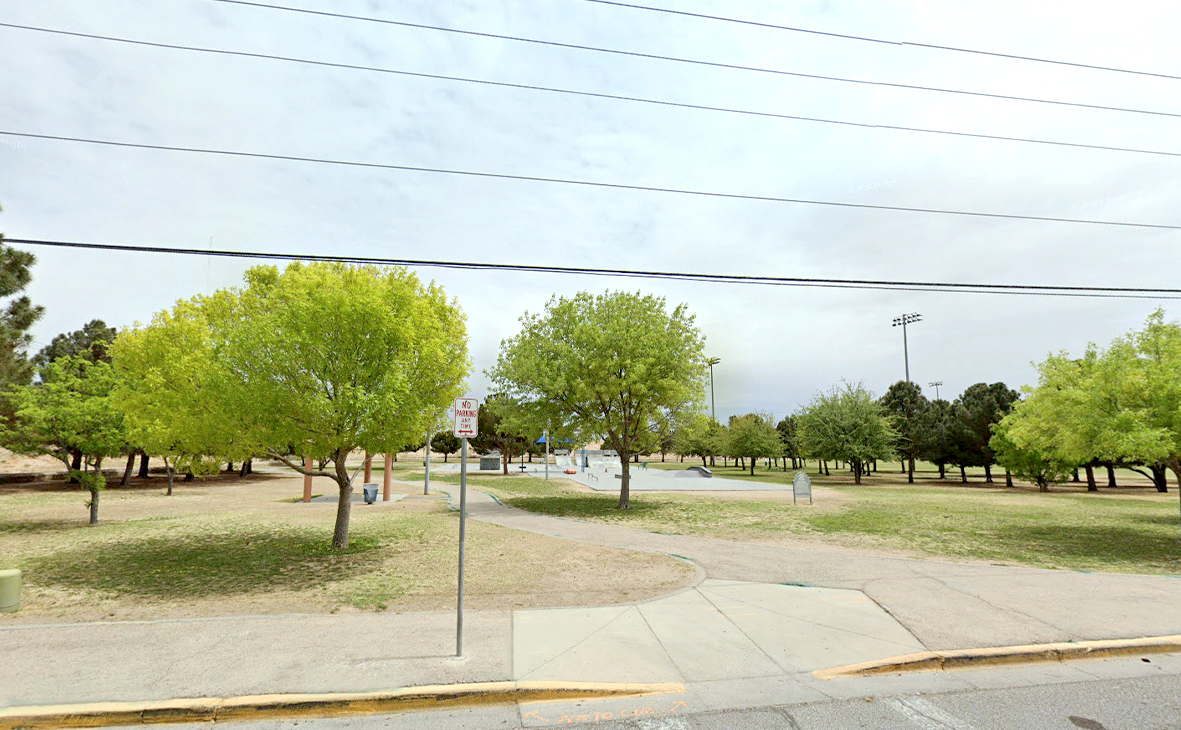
[33,319,118,368]
[917,399,957,479]
[726,412,782,475]
[796,382,896,484]
[116,262,468,548]
[672,413,723,467]
[954,382,1019,483]
[0,215,44,422]
[431,431,461,462]
[879,380,929,484]
[776,416,801,469]
[5,356,125,523]
[470,395,529,474]
[488,290,707,508]
[991,412,1076,492]
[111,301,238,496]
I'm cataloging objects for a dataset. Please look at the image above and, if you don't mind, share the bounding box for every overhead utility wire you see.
[5,22,1177,161]
[207,0,1181,120]
[5,130,1179,232]
[580,0,1181,82]
[8,238,1180,300]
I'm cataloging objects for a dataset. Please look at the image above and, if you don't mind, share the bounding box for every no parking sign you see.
[453,397,478,438]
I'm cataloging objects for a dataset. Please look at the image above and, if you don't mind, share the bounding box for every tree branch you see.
[267,449,335,478]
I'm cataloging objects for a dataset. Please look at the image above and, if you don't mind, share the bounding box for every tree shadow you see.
[506,495,668,519]
[30,526,381,598]
[0,518,80,534]
[998,523,1181,572]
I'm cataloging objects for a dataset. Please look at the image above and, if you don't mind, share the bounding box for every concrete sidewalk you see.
[5,485,1181,723]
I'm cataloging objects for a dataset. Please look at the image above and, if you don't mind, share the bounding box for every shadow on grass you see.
[31,526,381,598]
[993,523,1181,572]
[0,518,80,534]
[506,495,667,519]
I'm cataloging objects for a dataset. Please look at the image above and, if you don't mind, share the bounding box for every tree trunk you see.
[938,463,945,479]
[331,449,354,549]
[907,456,915,484]
[984,463,993,483]
[823,461,830,476]
[749,456,755,476]
[900,460,905,474]
[853,460,862,484]
[1072,468,1080,483]
[239,459,250,477]
[88,486,99,525]
[1005,468,1013,487]
[701,455,707,467]
[138,452,150,478]
[1107,464,1117,487]
[165,460,175,496]
[1038,476,1049,493]
[1085,465,1097,491]
[183,471,194,482]
[120,452,136,487]
[618,455,631,509]
[444,452,449,463]
[227,462,235,473]
[960,465,967,483]
[502,451,510,475]
[1152,464,1168,493]
[709,455,715,467]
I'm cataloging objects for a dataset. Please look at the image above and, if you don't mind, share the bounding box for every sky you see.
[2,0,1180,421]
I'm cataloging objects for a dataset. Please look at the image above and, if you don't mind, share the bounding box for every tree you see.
[917,399,957,479]
[796,383,896,484]
[991,413,1075,492]
[672,413,723,467]
[33,320,118,368]
[879,381,929,484]
[488,290,707,508]
[470,395,530,474]
[0,216,44,422]
[111,300,238,496]
[955,382,1019,483]
[116,262,469,548]
[431,431,461,462]
[776,416,800,469]
[4,357,125,523]
[726,412,782,475]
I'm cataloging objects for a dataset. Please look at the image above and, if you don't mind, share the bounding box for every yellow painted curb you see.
[0,681,686,729]
[814,635,1181,679]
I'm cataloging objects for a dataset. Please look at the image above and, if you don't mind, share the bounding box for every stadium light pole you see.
[892,313,922,382]
[928,380,943,400]
[707,357,721,422]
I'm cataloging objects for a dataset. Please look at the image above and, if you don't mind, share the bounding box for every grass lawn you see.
[0,470,694,623]
[438,469,1181,576]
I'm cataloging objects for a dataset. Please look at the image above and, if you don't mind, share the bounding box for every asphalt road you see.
[142,670,1180,730]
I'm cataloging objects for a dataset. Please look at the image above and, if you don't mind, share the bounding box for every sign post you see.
[544,429,549,481]
[424,431,431,495]
[453,397,478,658]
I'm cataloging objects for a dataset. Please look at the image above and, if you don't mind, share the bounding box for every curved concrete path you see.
[451,488,1181,651]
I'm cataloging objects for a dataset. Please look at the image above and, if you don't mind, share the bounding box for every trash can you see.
[362,483,379,504]
[0,569,20,613]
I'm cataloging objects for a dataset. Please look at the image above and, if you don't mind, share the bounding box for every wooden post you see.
[303,455,313,503]
[364,451,373,483]
[383,453,393,502]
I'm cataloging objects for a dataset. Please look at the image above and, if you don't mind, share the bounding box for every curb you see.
[0,681,685,729]
[814,635,1181,679]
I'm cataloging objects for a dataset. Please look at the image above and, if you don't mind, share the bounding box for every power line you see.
[206,0,1181,120]
[5,22,1179,161]
[579,0,1181,82]
[5,129,1178,231]
[7,237,1181,300]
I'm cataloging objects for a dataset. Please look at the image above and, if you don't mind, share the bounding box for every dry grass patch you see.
[0,473,694,623]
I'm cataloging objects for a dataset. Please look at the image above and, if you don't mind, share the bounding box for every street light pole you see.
[707,357,721,422]
[892,313,922,383]
[928,381,943,400]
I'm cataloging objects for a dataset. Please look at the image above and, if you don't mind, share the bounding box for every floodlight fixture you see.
[891,313,923,382]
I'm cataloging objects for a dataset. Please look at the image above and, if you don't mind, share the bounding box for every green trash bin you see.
[0,569,20,613]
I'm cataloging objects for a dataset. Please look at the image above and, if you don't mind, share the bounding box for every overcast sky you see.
[3,0,1180,419]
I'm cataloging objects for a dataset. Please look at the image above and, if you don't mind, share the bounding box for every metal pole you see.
[580,446,586,473]
[456,437,467,657]
[709,363,716,422]
[544,429,549,480]
[424,432,431,495]
[902,320,910,383]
